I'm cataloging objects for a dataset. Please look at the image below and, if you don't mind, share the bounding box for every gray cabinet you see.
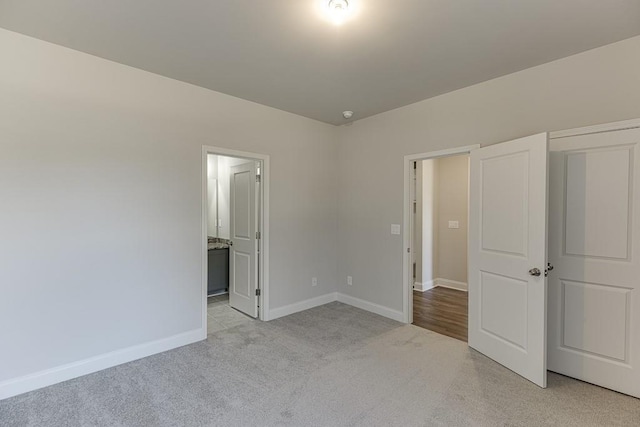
[207,248,229,296]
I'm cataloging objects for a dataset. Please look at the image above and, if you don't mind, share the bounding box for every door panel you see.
[233,170,252,239]
[229,161,259,318]
[469,133,548,388]
[548,128,640,398]
[561,279,630,361]
[481,151,529,256]
[564,148,631,259]
[480,271,529,350]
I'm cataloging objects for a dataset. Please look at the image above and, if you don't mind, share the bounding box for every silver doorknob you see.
[529,268,541,276]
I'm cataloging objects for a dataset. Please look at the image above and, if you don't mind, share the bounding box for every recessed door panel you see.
[232,170,252,240]
[564,148,631,260]
[481,152,529,257]
[480,271,528,350]
[561,280,630,362]
[232,251,251,298]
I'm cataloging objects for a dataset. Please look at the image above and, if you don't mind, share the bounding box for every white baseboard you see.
[268,292,337,321]
[413,280,435,292]
[434,277,468,291]
[336,293,404,322]
[268,292,404,323]
[0,327,205,401]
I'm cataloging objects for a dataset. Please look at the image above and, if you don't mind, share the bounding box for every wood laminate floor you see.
[412,287,468,342]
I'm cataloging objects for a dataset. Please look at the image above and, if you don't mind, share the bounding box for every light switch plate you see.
[391,224,401,235]
[448,220,459,229]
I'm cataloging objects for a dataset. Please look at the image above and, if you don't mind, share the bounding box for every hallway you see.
[412,287,468,342]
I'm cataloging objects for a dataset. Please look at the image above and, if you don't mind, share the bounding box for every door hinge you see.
[256,289,261,296]
[256,231,261,240]
[256,174,261,183]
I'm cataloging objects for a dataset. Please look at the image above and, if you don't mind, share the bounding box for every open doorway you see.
[402,144,479,340]
[202,146,269,335]
[411,154,470,341]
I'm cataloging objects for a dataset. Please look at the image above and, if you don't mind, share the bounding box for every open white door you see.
[229,161,259,318]
[469,133,549,387]
[548,127,640,398]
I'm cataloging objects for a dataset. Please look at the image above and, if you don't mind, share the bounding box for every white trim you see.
[0,328,203,401]
[337,293,404,322]
[268,293,338,320]
[405,145,481,162]
[202,146,270,322]
[268,291,406,323]
[550,118,640,139]
[434,278,468,292]
[403,144,479,324]
[413,280,435,292]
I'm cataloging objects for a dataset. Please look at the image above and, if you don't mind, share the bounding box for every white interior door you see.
[548,127,640,398]
[229,161,259,318]
[469,133,549,387]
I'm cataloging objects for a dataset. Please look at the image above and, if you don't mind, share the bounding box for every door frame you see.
[549,117,640,140]
[402,144,480,324]
[201,146,270,326]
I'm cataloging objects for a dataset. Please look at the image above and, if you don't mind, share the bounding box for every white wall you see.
[207,154,218,237]
[0,29,339,395]
[434,155,468,284]
[337,35,640,313]
[421,159,437,286]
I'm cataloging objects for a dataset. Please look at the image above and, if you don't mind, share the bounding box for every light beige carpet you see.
[1,302,639,426]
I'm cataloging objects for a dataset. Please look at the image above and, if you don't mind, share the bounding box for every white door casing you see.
[229,161,259,318]
[548,127,640,398]
[468,133,549,388]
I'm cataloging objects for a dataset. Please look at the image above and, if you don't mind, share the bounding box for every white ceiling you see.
[1,0,639,125]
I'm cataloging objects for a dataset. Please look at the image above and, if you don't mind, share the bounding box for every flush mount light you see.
[321,0,357,26]
[329,0,349,12]
[342,110,354,119]
[328,0,348,25]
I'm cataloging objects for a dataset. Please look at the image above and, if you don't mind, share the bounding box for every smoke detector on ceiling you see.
[342,111,354,119]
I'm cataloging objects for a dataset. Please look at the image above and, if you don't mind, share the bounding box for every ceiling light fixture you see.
[342,110,354,119]
[326,0,352,26]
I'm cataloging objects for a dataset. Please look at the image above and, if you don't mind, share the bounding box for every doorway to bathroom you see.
[202,146,269,334]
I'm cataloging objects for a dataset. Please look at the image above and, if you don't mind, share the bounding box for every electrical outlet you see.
[347,276,353,286]
[312,277,318,286]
